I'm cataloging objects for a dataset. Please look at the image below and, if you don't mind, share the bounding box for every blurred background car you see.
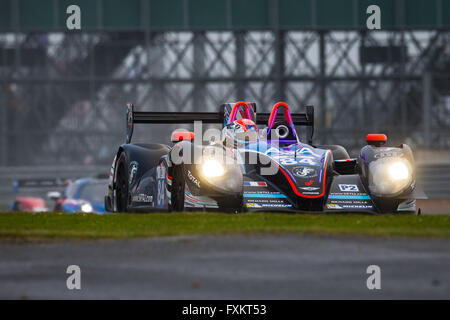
[8,178,68,212]
[50,177,108,214]
[9,197,47,212]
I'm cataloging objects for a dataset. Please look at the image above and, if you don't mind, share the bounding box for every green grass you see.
[0,212,449,240]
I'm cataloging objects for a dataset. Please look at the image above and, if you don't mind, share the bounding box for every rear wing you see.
[126,103,315,144]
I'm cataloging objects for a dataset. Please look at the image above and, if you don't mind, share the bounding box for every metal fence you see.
[1,30,450,167]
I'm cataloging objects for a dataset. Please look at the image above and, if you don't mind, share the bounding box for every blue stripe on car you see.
[327,195,371,200]
[243,193,287,198]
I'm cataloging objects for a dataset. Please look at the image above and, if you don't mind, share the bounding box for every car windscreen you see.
[78,182,106,203]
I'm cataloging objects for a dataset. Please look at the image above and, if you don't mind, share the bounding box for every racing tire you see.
[169,165,185,212]
[115,153,131,212]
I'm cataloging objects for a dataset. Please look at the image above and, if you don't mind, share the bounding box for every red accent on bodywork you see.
[229,101,251,123]
[171,131,195,142]
[14,197,46,211]
[267,102,295,136]
[234,118,257,132]
[366,134,387,143]
[270,102,292,125]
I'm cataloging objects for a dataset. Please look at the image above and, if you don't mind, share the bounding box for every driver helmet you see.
[222,118,259,147]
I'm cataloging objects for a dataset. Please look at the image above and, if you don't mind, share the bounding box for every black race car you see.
[105,101,423,213]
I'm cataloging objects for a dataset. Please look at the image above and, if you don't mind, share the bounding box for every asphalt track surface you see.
[0,234,449,299]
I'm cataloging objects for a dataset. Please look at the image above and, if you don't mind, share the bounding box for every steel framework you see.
[1,28,450,165]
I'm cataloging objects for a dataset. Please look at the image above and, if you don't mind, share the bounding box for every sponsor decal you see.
[259,203,293,208]
[265,147,293,156]
[156,163,166,208]
[327,203,373,210]
[330,199,371,204]
[305,179,314,186]
[344,204,373,209]
[300,186,319,191]
[292,166,318,178]
[248,198,286,204]
[247,202,292,208]
[187,170,200,188]
[246,202,260,208]
[129,161,138,185]
[302,191,320,195]
[244,181,268,187]
[156,164,165,179]
[279,157,318,166]
[374,150,403,158]
[244,191,282,195]
[338,184,359,192]
[132,194,153,203]
[327,203,342,209]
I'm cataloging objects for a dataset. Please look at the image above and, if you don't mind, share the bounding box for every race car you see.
[10,197,47,212]
[51,177,108,214]
[9,178,67,212]
[105,101,422,214]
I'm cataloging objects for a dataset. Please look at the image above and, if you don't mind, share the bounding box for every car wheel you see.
[170,165,185,212]
[116,153,130,212]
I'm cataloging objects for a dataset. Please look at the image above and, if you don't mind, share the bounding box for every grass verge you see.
[0,212,449,240]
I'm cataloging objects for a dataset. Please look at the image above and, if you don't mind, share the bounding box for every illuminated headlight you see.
[81,203,93,213]
[202,159,225,178]
[369,158,413,196]
[388,161,409,181]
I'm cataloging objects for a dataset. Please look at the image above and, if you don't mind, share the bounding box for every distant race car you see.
[10,197,47,212]
[51,177,107,214]
[9,178,67,213]
[105,101,423,214]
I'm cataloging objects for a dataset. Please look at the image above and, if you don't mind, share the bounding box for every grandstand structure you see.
[0,0,449,166]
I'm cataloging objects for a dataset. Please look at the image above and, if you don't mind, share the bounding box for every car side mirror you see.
[366,134,387,147]
[47,191,61,201]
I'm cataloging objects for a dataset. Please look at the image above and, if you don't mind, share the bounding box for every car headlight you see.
[81,203,93,213]
[388,161,409,181]
[369,158,413,196]
[202,159,225,178]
